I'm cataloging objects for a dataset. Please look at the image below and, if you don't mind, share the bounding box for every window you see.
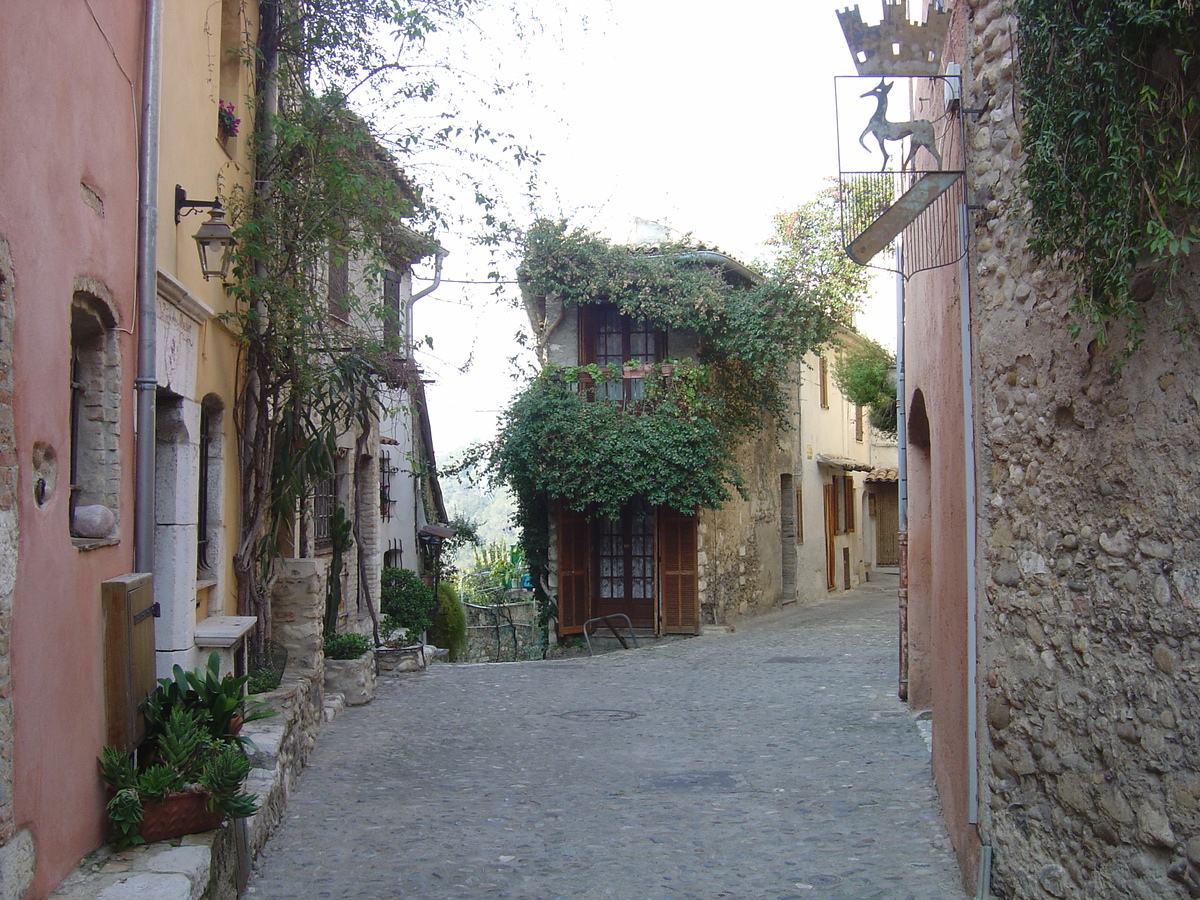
[197,397,224,576]
[819,355,829,408]
[832,474,856,535]
[327,250,350,321]
[379,451,395,520]
[313,471,339,552]
[383,269,402,344]
[855,404,864,442]
[579,303,665,404]
[69,291,121,538]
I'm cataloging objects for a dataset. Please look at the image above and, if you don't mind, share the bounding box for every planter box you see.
[323,650,376,705]
[139,790,225,844]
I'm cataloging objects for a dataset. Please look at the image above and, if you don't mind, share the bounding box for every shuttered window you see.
[557,506,590,634]
[659,510,698,634]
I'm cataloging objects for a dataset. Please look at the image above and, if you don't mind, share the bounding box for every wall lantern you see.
[418,523,457,601]
[175,185,236,281]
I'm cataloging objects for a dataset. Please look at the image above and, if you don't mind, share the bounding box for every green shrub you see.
[380,567,437,636]
[322,632,372,660]
[430,581,468,661]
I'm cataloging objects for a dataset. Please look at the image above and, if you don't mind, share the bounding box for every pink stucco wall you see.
[0,0,143,894]
[901,2,979,888]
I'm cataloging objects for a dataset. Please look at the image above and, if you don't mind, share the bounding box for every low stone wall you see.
[241,667,324,862]
[464,602,543,662]
[323,652,376,706]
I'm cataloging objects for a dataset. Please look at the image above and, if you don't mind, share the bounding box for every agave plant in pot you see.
[100,705,260,848]
[143,651,276,748]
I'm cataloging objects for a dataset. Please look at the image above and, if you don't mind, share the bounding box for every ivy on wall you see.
[483,218,856,617]
[1015,0,1199,346]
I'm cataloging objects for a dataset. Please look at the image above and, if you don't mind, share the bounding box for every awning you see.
[865,467,899,483]
[815,454,873,472]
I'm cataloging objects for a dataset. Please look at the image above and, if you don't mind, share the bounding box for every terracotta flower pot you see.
[138,790,224,843]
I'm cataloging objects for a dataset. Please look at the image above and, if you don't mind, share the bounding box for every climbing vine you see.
[222,0,538,649]
[1015,0,1200,345]
[484,217,860,615]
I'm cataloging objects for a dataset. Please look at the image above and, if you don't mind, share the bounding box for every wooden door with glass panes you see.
[595,504,655,628]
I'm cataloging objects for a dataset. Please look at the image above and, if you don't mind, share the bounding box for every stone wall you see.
[272,559,327,675]
[463,601,542,662]
[699,426,786,624]
[961,0,1200,895]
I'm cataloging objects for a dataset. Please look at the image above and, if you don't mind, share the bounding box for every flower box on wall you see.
[138,790,225,843]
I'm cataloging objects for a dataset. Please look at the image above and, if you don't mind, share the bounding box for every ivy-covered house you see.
[496,221,896,640]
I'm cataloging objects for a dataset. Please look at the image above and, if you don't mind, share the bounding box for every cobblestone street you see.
[246,575,966,899]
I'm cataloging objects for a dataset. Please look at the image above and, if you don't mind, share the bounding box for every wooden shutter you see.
[824,483,837,590]
[659,510,699,634]
[557,505,590,634]
[844,476,855,533]
[383,269,401,342]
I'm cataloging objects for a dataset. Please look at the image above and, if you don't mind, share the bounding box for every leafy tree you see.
[833,337,897,438]
[768,180,879,326]
[487,199,868,617]
[223,0,539,653]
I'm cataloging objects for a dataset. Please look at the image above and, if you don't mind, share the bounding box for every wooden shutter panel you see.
[557,505,590,634]
[659,510,699,635]
[844,476,855,533]
[383,269,401,342]
[824,483,837,590]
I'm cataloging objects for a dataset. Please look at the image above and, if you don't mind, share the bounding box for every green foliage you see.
[98,706,259,849]
[491,367,742,521]
[461,540,525,603]
[769,182,877,327]
[1015,0,1200,347]
[143,652,276,748]
[832,338,897,439]
[324,506,355,636]
[380,567,437,638]
[323,631,373,659]
[430,581,468,660]
[491,210,864,603]
[224,0,540,652]
[246,666,282,694]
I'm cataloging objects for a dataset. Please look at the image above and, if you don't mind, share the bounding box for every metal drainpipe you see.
[407,247,447,533]
[959,203,980,825]
[134,0,163,574]
[895,240,909,701]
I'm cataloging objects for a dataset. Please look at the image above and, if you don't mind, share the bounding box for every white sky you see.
[405,0,900,455]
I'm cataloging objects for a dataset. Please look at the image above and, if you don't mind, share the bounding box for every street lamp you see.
[175,185,236,281]
[418,523,457,605]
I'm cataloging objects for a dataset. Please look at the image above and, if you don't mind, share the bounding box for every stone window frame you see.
[69,283,122,547]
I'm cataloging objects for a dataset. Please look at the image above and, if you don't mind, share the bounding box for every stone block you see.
[324,652,376,706]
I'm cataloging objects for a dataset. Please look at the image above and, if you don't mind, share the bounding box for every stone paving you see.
[246,575,966,899]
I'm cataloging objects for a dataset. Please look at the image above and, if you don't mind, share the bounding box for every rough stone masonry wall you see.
[965,1,1200,896]
[700,423,786,624]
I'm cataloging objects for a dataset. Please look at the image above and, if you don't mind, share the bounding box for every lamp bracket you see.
[175,184,222,224]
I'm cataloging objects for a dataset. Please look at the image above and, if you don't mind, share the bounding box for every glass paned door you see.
[595,504,655,627]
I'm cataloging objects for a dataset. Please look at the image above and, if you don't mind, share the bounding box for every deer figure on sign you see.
[858,79,942,173]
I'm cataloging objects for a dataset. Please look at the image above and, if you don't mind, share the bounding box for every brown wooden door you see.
[595,505,655,628]
[558,506,590,634]
[824,483,837,590]
[659,510,699,634]
[875,484,899,566]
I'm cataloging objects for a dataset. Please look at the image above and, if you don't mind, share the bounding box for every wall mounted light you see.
[175,185,236,281]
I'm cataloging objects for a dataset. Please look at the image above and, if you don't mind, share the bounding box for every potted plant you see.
[143,651,276,747]
[99,706,259,848]
[217,100,240,141]
[322,631,377,705]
